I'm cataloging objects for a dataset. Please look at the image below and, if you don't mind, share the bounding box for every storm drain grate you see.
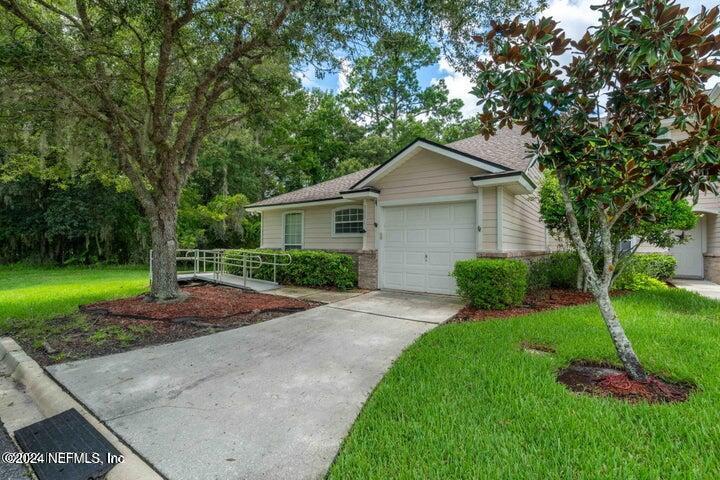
[14,409,121,480]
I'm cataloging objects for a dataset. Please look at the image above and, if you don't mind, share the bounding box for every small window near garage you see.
[333,207,364,235]
[284,212,303,250]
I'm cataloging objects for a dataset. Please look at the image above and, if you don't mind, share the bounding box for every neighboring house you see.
[247,116,720,294]
[636,85,720,282]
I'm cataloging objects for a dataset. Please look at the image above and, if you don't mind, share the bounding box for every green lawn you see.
[0,265,148,332]
[330,289,720,479]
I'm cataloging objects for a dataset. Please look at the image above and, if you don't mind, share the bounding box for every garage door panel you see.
[428,228,450,244]
[385,229,405,243]
[453,227,476,245]
[428,204,451,222]
[405,251,426,267]
[427,251,451,267]
[384,208,404,224]
[406,206,427,223]
[453,203,475,222]
[406,229,427,243]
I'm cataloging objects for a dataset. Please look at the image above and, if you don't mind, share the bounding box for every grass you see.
[329,289,720,479]
[0,265,148,333]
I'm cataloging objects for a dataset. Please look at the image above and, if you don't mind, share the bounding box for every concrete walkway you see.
[672,278,720,300]
[47,291,461,480]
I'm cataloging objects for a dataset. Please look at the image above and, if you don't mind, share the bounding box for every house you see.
[247,126,720,294]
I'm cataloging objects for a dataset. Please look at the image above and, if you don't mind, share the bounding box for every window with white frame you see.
[283,212,303,250]
[333,207,364,235]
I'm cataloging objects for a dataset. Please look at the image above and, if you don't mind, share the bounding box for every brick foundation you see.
[357,250,378,289]
[705,255,720,283]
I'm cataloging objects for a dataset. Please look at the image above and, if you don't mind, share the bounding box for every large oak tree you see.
[0,0,544,299]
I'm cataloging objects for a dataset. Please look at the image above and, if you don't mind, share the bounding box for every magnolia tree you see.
[473,0,720,380]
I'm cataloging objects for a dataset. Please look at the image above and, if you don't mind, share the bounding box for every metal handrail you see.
[167,248,292,286]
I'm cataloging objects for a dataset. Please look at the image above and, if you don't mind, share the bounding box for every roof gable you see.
[351,138,510,190]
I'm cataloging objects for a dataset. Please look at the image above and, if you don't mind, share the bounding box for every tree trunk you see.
[592,285,647,381]
[576,265,584,291]
[149,203,182,301]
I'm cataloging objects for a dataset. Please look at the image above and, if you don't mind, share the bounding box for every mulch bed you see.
[81,284,316,327]
[557,360,692,403]
[450,288,626,322]
[21,284,320,365]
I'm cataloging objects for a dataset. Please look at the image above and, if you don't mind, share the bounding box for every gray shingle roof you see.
[248,167,375,207]
[248,127,533,208]
[446,126,535,172]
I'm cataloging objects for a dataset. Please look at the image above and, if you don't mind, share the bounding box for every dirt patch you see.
[520,341,556,355]
[450,289,625,322]
[557,360,692,404]
[15,284,319,366]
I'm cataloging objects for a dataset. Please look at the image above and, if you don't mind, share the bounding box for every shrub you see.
[226,249,357,290]
[628,253,677,280]
[452,259,528,309]
[614,273,669,291]
[545,251,580,289]
[526,257,551,291]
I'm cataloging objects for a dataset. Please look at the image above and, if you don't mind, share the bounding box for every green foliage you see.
[544,252,581,289]
[329,289,720,478]
[226,249,357,290]
[614,253,677,291]
[540,170,698,251]
[177,189,251,249]
[452,259,528,309]
[525,258,551,291]
[0,266,147,331]
[628,253,677,281]
[614,273,669,292]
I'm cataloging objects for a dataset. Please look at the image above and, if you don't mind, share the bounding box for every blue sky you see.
[297,0,719,118]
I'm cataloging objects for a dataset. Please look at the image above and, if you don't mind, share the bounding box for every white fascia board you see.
[354,141,506,189]
[471,174,534,194]
[246,198,353,213]
[341,191,380,200]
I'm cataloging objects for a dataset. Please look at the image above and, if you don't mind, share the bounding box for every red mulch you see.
[451,288,610,322]
[81,284,316,325]
[557,360,692,403]
[21,284,321,366]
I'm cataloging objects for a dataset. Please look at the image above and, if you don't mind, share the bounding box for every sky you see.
[297,0,719,118]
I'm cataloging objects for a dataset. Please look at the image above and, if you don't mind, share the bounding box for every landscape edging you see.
[0,337,164,480]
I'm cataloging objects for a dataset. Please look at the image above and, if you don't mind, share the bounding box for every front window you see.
[334,207,364,235]
[284,212,303,250]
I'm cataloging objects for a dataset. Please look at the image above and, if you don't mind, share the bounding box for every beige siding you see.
[259,203,364,251]
[707,213,720,254]
[481,187,497,251]
[373,150,485,201]
[498,165,549,252]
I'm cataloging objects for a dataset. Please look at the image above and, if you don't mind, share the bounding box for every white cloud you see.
[338,59,351,92]
[434,57,482,118]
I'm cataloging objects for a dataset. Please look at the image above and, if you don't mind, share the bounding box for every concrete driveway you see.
[47,291,461,480]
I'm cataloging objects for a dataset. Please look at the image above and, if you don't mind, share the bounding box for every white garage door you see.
[380,202,477,295]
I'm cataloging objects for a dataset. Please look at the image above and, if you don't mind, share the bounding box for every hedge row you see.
[225,249,357,290]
